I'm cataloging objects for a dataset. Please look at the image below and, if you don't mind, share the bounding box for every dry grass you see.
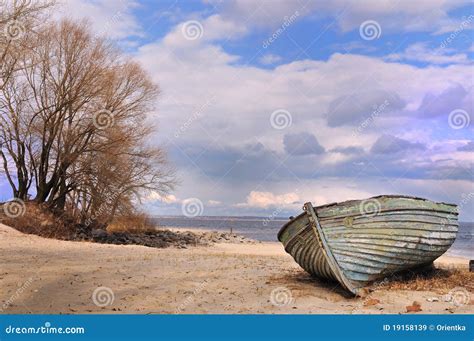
[0,202,157,239]
[106,213,157,234]
[375,267,474,293]
[0,202,77,239]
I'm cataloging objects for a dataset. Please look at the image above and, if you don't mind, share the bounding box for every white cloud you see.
[386,43,470,64]
[56,0,143,40]
[332,0,469,33]
[208,200,222,206]
[137,26,472,215]
[162,14,247,47]
[206,0,470,34]
[259,54,282,65]
[144,192,178,204]
[206,0,305,28]
[433,13,474,35]
[138,35,471,152]
[237,191,300,209]
[122,10,473,218]
[202,14,249,41]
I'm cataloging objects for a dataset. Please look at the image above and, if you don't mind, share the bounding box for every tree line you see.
[0,1,175,226]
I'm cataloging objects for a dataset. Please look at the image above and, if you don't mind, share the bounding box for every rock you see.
[87,227,254,250]
[91,229,108,239]
[427,297,439,302]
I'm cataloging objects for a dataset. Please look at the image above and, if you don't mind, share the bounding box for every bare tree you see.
[0,0,55,199]
[0,0,54,88]
[0,19,175,224]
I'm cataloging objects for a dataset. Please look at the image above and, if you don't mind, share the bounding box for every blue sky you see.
[2,0,473,219]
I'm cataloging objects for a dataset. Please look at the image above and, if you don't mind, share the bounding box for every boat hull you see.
[278,195,458,295]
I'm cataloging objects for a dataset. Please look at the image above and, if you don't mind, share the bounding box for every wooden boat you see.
[278,195,458,295]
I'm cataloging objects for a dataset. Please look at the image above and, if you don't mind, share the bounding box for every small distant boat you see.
[278,195,458,295]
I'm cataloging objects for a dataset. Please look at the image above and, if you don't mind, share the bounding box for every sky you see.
[2,0,474,219]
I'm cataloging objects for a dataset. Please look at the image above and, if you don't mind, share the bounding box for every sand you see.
[0,223,472,314]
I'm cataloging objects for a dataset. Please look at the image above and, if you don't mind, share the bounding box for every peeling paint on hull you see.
[277,195,459,295]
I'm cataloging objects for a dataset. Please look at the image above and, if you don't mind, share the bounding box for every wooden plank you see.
[277,195,459,295]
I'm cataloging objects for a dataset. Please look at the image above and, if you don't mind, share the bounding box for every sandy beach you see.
[0,223,472,314]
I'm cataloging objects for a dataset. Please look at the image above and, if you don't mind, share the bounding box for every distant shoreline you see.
[155,218,474,259]
[151,215,474,223]
[165,226,473,260]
